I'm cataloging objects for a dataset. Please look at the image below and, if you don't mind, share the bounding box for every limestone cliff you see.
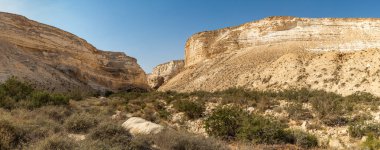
[0,12,148,92]
[160,16,380,96]
[147,60,184,89]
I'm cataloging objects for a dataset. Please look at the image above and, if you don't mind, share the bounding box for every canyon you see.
[147,60,184,89]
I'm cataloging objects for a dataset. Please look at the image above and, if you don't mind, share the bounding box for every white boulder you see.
[122,117,164,135]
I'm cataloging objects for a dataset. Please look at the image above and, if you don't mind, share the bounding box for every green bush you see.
[204,106,318,147]
[0,76,33,101]
[26,91,69,109]
[237,115,291,144]
[0,120,26,149]
[0,96,16,109]
[89,123,132,149]
[349,121,380,138]
[286,102,313,120]
[309,92,347,118]
[290,130,318,148]
[0,77,71,109]
[204,106,243,140]
[174,100,205,119]
[361,133,380,150]
[64,113,98,133]
[40,106,72,123]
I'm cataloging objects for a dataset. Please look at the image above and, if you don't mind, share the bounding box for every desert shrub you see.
[321,115,349,127]
[351,113,372,123]
[286,102,313,120]
[204,106,243,140]
[158,110,170,120]
[309,93,350,119]
[0,120,26,149]
[0,78,70,109]
[89,122,132,149]
[129,136,153,150]
[345,92,380,110]
[111,92,145,102]
[346,92,380,103]
[278,88,315,102]
[349,121,380,138]
[237,114,292,144]
[290,129,318,148]
[64,113,98,133]
[0,76,33,101]
[34,135,77,150]
[40,106,72,123]
[174,100,205,119]
[361,133,380,150]
[140,129,229,150]
[0,96,17,109]
[204,106,316,146]
[67,88,85,101]
[26,91,69,109]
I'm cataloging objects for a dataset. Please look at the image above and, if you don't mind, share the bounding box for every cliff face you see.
[160,16,380,96]
[0,12,148,92]
[147,60,184,89]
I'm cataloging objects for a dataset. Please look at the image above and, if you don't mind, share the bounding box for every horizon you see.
[1,0,380,73]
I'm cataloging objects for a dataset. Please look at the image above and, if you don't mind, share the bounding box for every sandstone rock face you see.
[160,16,380,96]
[147,60,184,89]
[0,12,148,92]
[122,117,164,135]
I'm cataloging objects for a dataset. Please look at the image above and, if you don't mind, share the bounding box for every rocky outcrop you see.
[147,60,184,89]
[0,12,148,92]
[160,16,380,96]
[122,117,164,135]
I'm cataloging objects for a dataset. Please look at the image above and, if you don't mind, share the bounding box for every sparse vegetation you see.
[88,122,132,149]
[286,102,313,120]
[349,121,380,138]
[290,129,318,148]
[361,133,380,150]
[34,135,77,150]
[64,113,99,133]
[1,77,380,149]
[0,120,26,149]
[0,77,70,109]
[174,99,205,119]
[204,106,243,140]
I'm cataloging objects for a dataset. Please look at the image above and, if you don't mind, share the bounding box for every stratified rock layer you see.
[147,60,184,89]
[0,12,148,92]
[160,16,380,96]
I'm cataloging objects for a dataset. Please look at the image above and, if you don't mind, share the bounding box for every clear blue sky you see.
[0,0,379,72]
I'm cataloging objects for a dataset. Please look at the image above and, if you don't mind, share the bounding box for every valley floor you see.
[1,78,380,149]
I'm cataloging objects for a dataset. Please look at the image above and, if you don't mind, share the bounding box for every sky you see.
[0,0,379,72]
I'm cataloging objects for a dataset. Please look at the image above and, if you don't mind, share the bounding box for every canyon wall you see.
[0,12,148,92]
[147,60,184,89]
[161,16,380,96]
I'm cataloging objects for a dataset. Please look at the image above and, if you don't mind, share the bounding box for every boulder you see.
[122,117,164,135]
